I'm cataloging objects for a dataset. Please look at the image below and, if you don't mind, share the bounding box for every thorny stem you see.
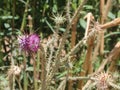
[11,0,15,85]
[39,46,46,90]
[70,0,88,25]
[32,55,38,90]
[47,23,61,87]
[37,50,40,82]
[60,76,96,81]
[46,45,54,75]
[10,57,14,90]
[55,24,60,34]
[20,0,29,32]
[23,53,28,90]
[10,56,15,90]
[66,0,71,23]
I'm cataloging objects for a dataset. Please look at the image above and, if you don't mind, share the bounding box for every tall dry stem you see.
[39,45,46,90]
[78,13,95,89]
[107,42,120,73]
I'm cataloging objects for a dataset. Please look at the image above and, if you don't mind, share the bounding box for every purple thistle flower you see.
[19,35,29,52]
[19,34,40,53]
[28,34,40,52]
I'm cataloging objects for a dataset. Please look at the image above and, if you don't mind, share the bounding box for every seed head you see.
[95,72,113,90]
[52,13,66,25]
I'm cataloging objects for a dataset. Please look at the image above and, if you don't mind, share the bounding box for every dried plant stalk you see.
[99,0,105,55]
[78,38,94,89]
[39,45,47,90]
[78,13,94,89]
[99,0,112,55]
[60,76,95,81]
[69,3,80,90]
[95,42,120,73]
[100,18,120,29]
[71,20,77,49]
[107,42,120,72]
[100,0,105,24]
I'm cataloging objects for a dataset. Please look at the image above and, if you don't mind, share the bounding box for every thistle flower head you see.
[95,72,113,90]
[18,34,40,53]
[28,34,40,52]
[52,13,66,25]
[19,35,29,52]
